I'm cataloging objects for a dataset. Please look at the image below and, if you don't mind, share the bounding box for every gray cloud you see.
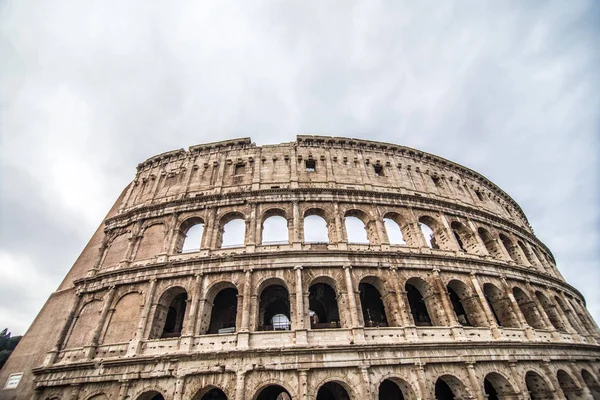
[1,0,598,334]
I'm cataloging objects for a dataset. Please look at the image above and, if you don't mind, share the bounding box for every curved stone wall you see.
[20,136,600,400]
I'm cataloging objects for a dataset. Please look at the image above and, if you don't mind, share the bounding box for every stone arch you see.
[315,380,353,400]
[405,277,440,326]
[252,383,293,400]
[358,276,390,327]
[554,295,584,334]
[303,208,332,243]
[261,208,290,245]
[85,394,109,400]
[175,216,205,253]
[345,208,377,244]
[418,215,440,249]
[525,370,554,400]
[135,222,167,260]
[257,278,291,331]
[217,211,246,248]
[191,385,229,400]
[535,291,567,332]
[383,212,410,245]
[101,230,130,267]
[512,287,545,329]
[581,369,600,400]
[483,372,520,400]
[482,283,520,328]
[135,390,166,400]
[378,376,417,400]
[446,279,487,327]
[450,221,478,253]
[202,282,239,335]
[569,298,598,335]
[556,369,584,400]
[65,299,103,348]
[477,227,503,259]
[102,291,143,344]
[517,240,538,267]
[433,374,470,400]
[498,233,523,264]
[309,281,341,329]
[149,286,188,339]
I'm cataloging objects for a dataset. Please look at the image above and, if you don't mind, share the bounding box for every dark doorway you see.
[359,283,388,327]
[208,288,238,334]
[309,283,340,329]
[406,284,431,326]
[256,385,291,400]
[378,379,405,400]
[162,292,187,338]
[434,378,455,400]
[316,382,350,400]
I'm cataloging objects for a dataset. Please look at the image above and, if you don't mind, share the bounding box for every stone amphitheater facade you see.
[1,136,600,400]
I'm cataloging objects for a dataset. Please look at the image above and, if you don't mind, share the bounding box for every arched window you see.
[535,291,566,332]
[181,220,204,253]
[136,391,165,400]
[383,218,406,245]
[483,372,517,400]
[582,369,600,399]
[554,295,583,334]
[345,216,369,244]
[262,215,288,244]
[405,280,432,326]
[483,283,519,328]
[309,283,340,329]
[220,217,245,248]
[316,382,351,400]
[512,287,545,329]
[518,241,537,266]
[195,388,227,400]
[303,211,329,243]
[499,234,520,263]
[434,375,468,400]
[478,227,503,258]
[450,221,476,253]
[447,285,471,326]
[556,370,581,400]
[255,385,291,400]
[258,284,291,331]
[358,282,388,327]
[446,280,487,327]
[207,287,238,334]
[150,287,188,339]
[378,378,414,400]
[525,371,553,400]
[418,217,439,249]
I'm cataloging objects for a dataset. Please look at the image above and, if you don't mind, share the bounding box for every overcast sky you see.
[1,1,598,335]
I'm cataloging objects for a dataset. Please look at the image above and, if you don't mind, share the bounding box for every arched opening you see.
[554,295,584,334]
[405,278,435,326]
[483,283,520,328]
[384,218,406,245]
[582,369,600,400]
[483,372,518,400]
[345,216,369,244]
[258,284,291,331]
[518,241,537,266]
[477,228,503,259]
[525,371,553,400]
[359,281,388,327]
[450,221,478,253]
[309,283,340,329]
[418,217,438,249]
[556,370,584,400]
[220,215,246,248]
[177,217,205,253]
[434,375,467,400]
[535,291,566,332]
[378,378,412,400]
[262,213,289,245]
[446,279,487,327]
[316,382,351,400]
[512,287,545,329]
[255,385,291,400]
[207,287,238,334]
[150,287,188,339]
[499,234,521,263]
[303,210,330,243]
[136,392,165,400]
[193,387,228,400]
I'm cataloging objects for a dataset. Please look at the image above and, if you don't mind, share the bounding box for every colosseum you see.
[1,136,599,400]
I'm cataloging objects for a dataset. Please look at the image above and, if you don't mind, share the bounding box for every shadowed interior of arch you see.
[405,281,432,326]
[378,379,406,400]
[309,283,340,329]
[316,382,351,400]
[525,370,553,399]
[358,282,388,327]
[255,385,291,400]
[195,387,228,400]
[149,287,188,339]
[136,391,165,400]
[258,284,291,331]
[207,287,238,334]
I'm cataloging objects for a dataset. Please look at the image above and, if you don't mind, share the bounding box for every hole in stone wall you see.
[305,159,316,172]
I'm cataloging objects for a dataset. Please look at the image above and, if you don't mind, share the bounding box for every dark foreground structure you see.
[1,136,599,400]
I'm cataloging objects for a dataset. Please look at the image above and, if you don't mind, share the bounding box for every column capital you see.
[294,265,303,271]
[343,265,352,270]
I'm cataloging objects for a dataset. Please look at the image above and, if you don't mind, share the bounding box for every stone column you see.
[249,202,258,246]
[414,363,431,400]
[290,147,298,188]
[469,273,499,334]
[540,361,562,400]
[298,369,308,400]
[235,370,246,400]
[432,269,464,339]
[128,279,157,355]
[173,376,186,400]
[501,278,534,339]
[410,221,428,248]
[569,362,594,399]
[117,381,130,400]
[372,206,387,245]
[203,207,217,250]
[292,200,301,246]
[465,362,485,400]
[359,366,373,400]
[86,286,116,359]
[295,266,308,345]
[333,202,345,244]
[344,265,364,343]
